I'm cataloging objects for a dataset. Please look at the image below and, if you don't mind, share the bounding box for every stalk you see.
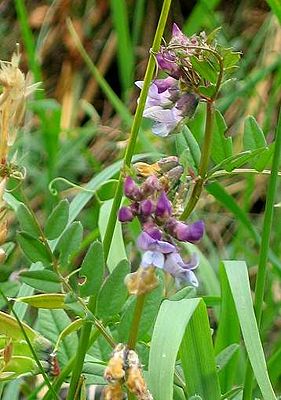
[128,294,146,349]
[66,1,172,398]
[243,109,281,399]
[180,101,215,220]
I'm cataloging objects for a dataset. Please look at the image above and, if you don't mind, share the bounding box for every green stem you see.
[102,0,172,260]
[0,290,59,400]
[128,294,146,349]
[180,101,215,220]
[43,328,100,400]
[66,322,92,400]
[243,109,281,399]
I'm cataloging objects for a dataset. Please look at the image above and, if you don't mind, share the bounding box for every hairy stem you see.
[180,101,215,220]
[243,109,281,399]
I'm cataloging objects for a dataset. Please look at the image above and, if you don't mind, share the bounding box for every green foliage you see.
[19,269,62,293]
[17,232,52,264]
[45,199,69,240]
[96,259,130,320]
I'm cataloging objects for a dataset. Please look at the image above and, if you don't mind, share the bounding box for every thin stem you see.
[0,289,59,400]
[103,0,172,260]
[42,328,100,400]
[243,109,281,399]
[180,101,215,220]
[128,294,146,349]
[66,322,91,400]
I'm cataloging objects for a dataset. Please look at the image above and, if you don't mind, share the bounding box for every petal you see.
[154,240,176,254]
[141,251,164,269]
[137,231,156,251]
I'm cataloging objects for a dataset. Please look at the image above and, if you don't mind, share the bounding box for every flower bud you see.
[157,156,179,172]
[118,207,134,223]
[173,220,205,243]
[124,176,141,201]
[156,51,181,79]
[140,200,154,217]
[141,175,162,197]
[176,93,199,119]
[155,192,172,219]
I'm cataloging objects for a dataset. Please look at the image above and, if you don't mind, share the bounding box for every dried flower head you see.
[0,46,40,164]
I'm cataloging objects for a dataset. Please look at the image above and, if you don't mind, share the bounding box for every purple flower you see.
[156,51,181,79]
[167,219,205,243]
[137,231,175,253]
[118,206,134,222]
[124,176,141,201]
[136,78,198,136]
[155,192,172,219]
[164,252,199,286]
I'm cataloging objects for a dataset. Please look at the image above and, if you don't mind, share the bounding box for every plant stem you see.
[243,109,281,399]
[180,101,215,220]
[43,328,100,400]
[128,294,146,349]
[102,0,172,260]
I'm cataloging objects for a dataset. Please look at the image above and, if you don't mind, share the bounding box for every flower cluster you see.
[136,24,215,136]
[118,159,204,294]
[103,343,152,400]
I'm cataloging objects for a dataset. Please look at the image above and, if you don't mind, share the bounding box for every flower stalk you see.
[180,100,215,220]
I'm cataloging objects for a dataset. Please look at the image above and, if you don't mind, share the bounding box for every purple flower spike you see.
[164,252,199,286]
[124,176,141,201]
[137,231,175,253]
[140,199,155,216]
[155,192,172,219]
[118,206,134,223]
[174,220,205,243]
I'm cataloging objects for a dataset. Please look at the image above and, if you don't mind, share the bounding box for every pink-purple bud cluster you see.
[118,174,204,286]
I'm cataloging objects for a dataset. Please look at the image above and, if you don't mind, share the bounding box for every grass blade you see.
[222,261,276,400]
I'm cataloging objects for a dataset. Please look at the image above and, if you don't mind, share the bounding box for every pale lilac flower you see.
[136,78,198,136]
[137,231,175,270]
[137,231,175,253]
[164,252,199,286]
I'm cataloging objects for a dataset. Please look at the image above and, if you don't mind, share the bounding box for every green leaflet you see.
[96,259,130,320]
[148,298,221,400]
[79,241,105,299]
[45,199,69,240]
[221,261,276,400]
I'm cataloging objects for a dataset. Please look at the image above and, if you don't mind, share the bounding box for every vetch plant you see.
[1,1,281,400]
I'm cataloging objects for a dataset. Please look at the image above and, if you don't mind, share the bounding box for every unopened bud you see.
[141,175,162,197]
[155,192,172,219]
[172,220,205,243]
[140,200,154,217]
[157,156,179,172]
[124,176,141,201]
[118,207,134,223]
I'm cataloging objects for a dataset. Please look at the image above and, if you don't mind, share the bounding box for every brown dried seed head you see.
[124,267,159,296]
[103,383,125,400]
